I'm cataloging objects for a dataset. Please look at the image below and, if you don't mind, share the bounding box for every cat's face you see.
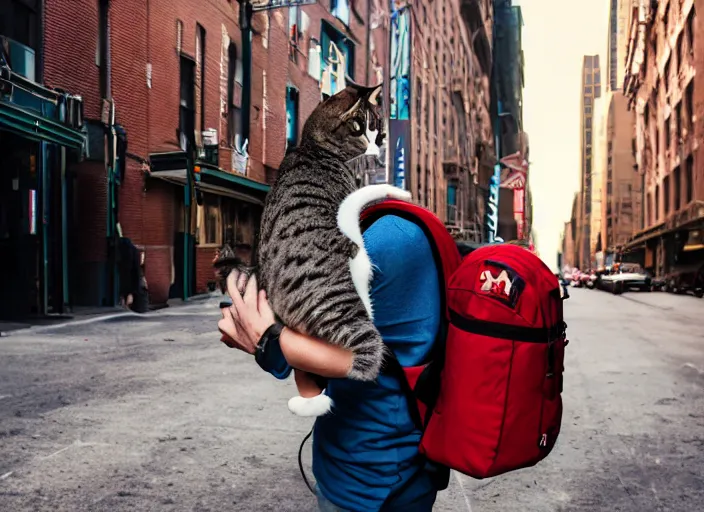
[300,83,385,161]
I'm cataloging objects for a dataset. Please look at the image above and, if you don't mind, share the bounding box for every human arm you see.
[218,273,353,378]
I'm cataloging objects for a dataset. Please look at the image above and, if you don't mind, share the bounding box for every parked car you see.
[662,264,704,298]
[600,263,652,294]
[581,269,598,289]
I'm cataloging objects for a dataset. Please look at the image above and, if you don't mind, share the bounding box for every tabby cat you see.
[215,82,411,416]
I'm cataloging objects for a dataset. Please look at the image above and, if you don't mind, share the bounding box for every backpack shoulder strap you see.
[360,200,462,321]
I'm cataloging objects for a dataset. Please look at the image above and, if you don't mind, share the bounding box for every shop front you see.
[0,48,85,320]
[147,153,268,301]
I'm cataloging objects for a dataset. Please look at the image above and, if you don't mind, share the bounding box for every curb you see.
[0,293,222,338]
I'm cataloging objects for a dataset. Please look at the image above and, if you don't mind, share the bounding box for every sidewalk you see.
[0,292,221,337]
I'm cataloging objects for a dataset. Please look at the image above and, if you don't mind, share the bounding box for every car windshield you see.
[621,264,644,274]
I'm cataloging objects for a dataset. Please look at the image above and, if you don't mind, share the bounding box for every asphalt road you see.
[0,289,703,511]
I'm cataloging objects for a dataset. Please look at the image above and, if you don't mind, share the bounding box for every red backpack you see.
[360,200,567,481]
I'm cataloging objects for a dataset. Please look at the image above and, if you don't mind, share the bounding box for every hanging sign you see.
[251,0,316,12]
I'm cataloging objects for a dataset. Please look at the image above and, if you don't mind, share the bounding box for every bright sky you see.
[521,0,609,271]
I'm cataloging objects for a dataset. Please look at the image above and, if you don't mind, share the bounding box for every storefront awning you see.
[0,99,85,149]
[147,152,270,206]
[199,166,270,194]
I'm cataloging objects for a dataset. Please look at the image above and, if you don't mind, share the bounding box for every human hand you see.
[217,272,276,355]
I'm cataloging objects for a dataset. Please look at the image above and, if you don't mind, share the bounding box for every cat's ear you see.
[366,83,383,106]
[346,76,383,105]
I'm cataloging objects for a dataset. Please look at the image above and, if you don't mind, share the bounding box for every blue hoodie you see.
[266,215,441,511]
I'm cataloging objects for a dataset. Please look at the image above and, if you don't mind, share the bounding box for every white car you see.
[600,265,652,294]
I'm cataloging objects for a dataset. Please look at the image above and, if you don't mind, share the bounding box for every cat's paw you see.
[287,393,333,417]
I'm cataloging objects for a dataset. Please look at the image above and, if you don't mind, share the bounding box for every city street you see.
[0,289,703,511]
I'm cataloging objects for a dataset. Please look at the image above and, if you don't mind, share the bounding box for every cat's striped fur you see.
[255,83,410,381]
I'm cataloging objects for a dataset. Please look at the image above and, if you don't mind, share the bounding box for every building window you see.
[179,55,196,148]
[321,21,355,86]
[676,102,682,141]
[686,155,694,204]
[585,106,592,114]
[655,185,660,221]
[198,195,222,246]
[677,32,684,68]
[686,81,694,131]
[289,6,300,62]
[665,116,671,150]
[584,97,592,106]
[586,130,592,146]
[447,182,457,223]
[674,166,681,211]
[584,85,592,95]
[286,86,299,151]
[663,175,670,215]
[687,8,695,53]
[331,0,350,26]
[227,43,244,149]
[585,73,592,85]
[0,0,39,51]
[647,192,653,226]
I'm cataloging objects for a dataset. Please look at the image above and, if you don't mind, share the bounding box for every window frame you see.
[197,194,223,247]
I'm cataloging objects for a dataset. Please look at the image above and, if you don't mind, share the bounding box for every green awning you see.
[200,167,270,193]
[0,99,85,149]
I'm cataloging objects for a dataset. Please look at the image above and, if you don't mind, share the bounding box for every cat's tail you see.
[337,184,412,246]
[337,184,412,320]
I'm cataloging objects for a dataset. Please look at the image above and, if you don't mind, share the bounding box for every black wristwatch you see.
[255,322,285,373]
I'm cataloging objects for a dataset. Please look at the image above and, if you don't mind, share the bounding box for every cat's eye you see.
[351,119,363,133]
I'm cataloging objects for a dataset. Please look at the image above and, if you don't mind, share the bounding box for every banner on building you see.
[485,164,501,243]
[513,187,525,214]
[389,2,410,120]
[251,0,316,12]
[388,119,409,189]
[499,151,528,189]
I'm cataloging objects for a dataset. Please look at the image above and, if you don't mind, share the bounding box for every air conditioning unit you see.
[201,128,218,166]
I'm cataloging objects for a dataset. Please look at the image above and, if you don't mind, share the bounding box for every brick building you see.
[0,1,86,320]
[601,92,640,252]
[40,0,373,307]
[397,0,493,242]
[575,55,601,269]
[624,0,704,278]
[490,0,529,243]
[600,0,640,254]
[561,194,579,269]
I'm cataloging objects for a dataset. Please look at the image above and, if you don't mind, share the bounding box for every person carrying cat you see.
[218,212,442,511]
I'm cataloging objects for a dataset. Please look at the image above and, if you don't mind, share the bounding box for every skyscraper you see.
[577,55,601,269]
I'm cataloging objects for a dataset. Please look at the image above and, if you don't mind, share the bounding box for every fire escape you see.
[443,0,493,242]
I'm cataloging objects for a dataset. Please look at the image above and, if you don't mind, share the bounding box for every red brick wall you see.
[694,0,704,204]
[44,1,108,305]
[195,247,218,294]
[43,0,373,306]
